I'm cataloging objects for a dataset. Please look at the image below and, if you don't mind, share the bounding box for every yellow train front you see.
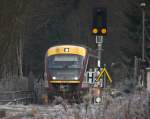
[44,45,88,99]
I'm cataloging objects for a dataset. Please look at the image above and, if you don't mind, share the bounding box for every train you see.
[44,44,89,101]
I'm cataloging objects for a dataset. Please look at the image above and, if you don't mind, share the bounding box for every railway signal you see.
[92,8,107,36]
[88,8,111,105]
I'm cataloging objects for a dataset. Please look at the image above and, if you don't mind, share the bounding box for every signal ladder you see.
[99,103,105,119]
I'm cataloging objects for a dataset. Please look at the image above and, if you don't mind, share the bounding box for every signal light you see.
[95,97,101,103]
[92,8,107,36]
[101,28,107,34]
[92,28,98,34]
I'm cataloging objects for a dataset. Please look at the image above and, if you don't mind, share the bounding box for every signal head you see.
[92,8,107,36]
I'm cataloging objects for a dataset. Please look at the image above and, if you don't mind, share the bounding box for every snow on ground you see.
[0,91,150,119]
[0,103,101,119]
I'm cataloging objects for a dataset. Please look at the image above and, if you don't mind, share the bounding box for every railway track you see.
[0,90,33,105]
[0,103,103,119]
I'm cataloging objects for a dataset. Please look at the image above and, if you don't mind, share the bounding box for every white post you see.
[96,36,103,69]
[146,68,150,92]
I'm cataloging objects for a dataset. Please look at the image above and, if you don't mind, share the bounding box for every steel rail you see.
[0,90,33,104]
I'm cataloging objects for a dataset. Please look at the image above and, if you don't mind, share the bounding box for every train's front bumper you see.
[48,80,80,93]
[49,80,80,84]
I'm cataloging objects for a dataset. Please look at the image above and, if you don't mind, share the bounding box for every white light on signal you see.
[95,97,101,103]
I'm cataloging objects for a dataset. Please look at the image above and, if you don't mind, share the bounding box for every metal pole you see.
[103,64,106,88]
[96,36,103,69]
[134,56,138,81]
[140,2,146,87]
[96,36,103,89]
[142,8,145,61]
[140,2,146,61]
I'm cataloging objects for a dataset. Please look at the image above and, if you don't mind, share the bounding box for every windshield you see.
[47,54,84,80]
[48,55,83,69]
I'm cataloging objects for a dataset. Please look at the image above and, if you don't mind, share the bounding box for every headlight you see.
[74,77,78,80]
[95,97,101,103]
[64,48,69,52]
[52,76,56,80]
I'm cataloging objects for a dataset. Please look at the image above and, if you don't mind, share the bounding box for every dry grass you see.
[1,91,150,119]
[104,91,150,119]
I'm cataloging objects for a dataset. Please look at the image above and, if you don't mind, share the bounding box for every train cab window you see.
[48,55,83,69]
[54,55,78,62]
[47,54,84,80]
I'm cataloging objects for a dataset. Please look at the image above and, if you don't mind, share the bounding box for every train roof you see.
[47,44,88,57]
[48,44,88,49]
[46,44,98,58]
